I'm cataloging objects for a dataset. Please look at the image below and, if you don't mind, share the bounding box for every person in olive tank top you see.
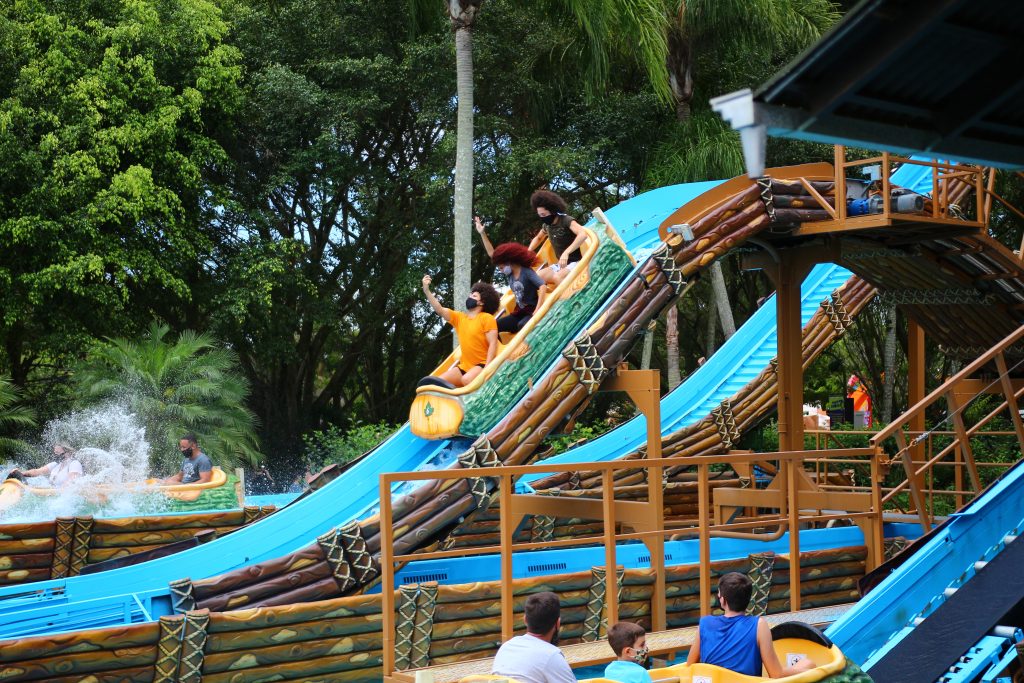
[527,190,588,285]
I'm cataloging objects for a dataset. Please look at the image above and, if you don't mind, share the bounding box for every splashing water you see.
[1,403,172,523]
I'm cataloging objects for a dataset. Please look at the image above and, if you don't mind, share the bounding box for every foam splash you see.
[1,403,171,523]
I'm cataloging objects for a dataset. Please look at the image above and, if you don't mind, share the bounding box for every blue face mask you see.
[501,265,512,276]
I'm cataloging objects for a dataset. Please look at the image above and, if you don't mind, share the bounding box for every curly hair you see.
[492,242,538,268]
[471,281,501,315]
[530,189,568,215]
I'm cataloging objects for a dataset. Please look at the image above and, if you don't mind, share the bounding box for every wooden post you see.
[500,473,515,641]
[907,319,926,505]
[881,151,891,221]
[995,352,1024,454]
[834,145,847,222]
[867,451,885,570]
[774,251,808,453]
[602,469,618,627]
[698,464,711,616]
[602,368,664,630]
[786,456,801,612]
[946,390,981,493]
[380,475,396,680]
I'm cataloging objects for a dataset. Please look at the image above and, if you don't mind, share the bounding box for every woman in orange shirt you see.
[422,275,501,387]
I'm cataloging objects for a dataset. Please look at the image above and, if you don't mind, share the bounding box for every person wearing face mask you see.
[491,591,576,683]
[605,622,653,683]
[491,242,546,334]
[163,433,213,485]
[9,443,83,488]
[527,190,588,286]
[422,275,500,387]
[686,572,816,678]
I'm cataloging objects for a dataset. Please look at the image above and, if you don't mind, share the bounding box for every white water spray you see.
[1,403,171,523]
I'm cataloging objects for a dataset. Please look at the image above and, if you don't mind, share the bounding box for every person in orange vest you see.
[847,375,872,428]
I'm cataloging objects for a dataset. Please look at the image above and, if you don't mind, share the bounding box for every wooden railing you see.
[831,146,987,225]
[862,323,1024,531]
[378,446,879,680]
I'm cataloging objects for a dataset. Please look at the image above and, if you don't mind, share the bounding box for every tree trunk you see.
[666,22,694,123]
[641,321,655,370]
[452,15,477,347]
[881,306,898,423]
[704,296,717,358]
[666,304,680,390]
[710,261,737,338]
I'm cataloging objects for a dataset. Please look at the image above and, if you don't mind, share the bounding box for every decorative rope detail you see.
[457,436,501,511]
[769,357,779,375]
[567,472,582,490]
[531,515,555,544]
[821,291,852,336]
[51,517,74,579]
[69,515,93,576]
[243,505,261,524]
[941,343,1024,359]
[652,245,687,296]
[340,521,379,585]
[394,583,419,670]
[883,537,907,561]
[747,552,775,616]
[169,577,197,614]
[177,609,209,683]
[756,176,776,222]
[410,582,438,669]
[582,566,608,642]
[711,399,742,450]
[582,566,624,641]
[154,615,184,683]
[317,526,355,592]
[563,332,609,395]
[878,288,995,307]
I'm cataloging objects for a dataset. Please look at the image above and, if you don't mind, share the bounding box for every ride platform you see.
[392,604,852,683]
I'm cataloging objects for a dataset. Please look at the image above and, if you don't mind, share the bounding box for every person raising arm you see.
[422,275,500,387]
[527,190,588,285]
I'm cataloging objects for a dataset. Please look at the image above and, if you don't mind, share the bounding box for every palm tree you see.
[75,323,262,473]
[416,0,672,316]
[659,0,839,370]
[0,375,36,457]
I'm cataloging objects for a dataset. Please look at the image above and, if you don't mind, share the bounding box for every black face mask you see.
[539,213,557,226]
[465,297,479,309]
[181,447,193,458]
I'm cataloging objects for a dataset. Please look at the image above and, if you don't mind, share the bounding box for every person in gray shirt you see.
[163,433,213,484]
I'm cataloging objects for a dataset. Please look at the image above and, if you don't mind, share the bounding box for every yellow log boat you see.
[0,466,237,514]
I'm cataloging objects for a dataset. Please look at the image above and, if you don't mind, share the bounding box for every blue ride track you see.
[0,161,936,639]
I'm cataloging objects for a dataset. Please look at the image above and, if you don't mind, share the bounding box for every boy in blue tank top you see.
[686,572,816,678]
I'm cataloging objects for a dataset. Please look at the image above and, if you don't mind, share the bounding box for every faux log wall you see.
[0,506,274,585]
[0,543,878,683]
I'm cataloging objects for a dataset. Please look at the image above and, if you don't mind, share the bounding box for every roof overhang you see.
[712,0,1024,176]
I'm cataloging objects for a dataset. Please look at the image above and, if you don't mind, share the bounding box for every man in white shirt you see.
[491,591,576,683]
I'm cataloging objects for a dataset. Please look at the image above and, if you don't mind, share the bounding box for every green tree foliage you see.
[0,374,36,457]
[74,323,261,473]
[303,421,400,473]
[0,0,242,400]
